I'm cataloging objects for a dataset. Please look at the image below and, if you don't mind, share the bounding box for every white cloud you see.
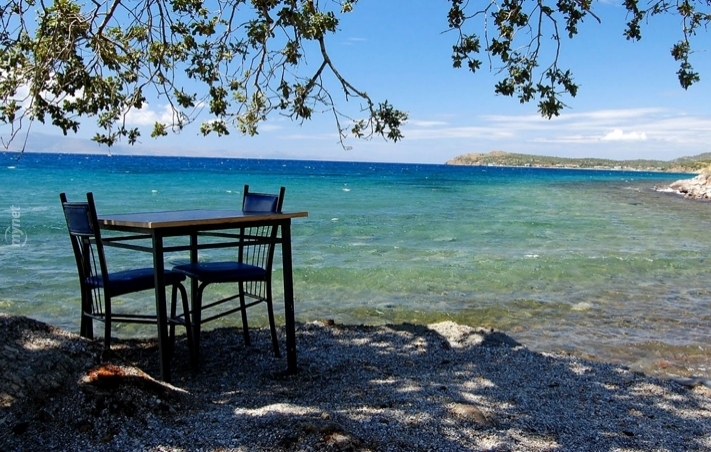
[124,104,177,125]
[532,135,597,144]
[408,120,448,127]
[342,37,367,46]
[393,106,711,161]
[2,78,85,114]
[479,109,667,133]
[283,132,337,141]
[600,129,648,141]
[566,108,664,121]
[257,123,283,132]
[405,125,513,140]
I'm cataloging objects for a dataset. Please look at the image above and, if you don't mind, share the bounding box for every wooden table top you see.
[98,209,308,229]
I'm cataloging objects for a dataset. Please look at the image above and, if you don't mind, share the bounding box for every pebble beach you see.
[1,314,710,451]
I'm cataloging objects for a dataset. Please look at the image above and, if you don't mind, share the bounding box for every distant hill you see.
[446,151,711,173]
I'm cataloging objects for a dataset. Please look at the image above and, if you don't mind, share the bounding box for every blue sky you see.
[7,0,711,163]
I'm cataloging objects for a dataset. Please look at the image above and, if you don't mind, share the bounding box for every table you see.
[98,209,308,382]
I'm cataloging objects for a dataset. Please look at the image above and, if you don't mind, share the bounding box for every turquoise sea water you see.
[1,152,710,379]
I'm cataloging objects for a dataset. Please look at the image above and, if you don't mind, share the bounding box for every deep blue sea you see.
[1,152,710,379]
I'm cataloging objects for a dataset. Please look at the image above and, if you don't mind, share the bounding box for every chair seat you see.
[172,261,267,284]
[87,268,187,297]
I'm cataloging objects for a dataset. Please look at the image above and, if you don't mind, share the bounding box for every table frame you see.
[98,209,307,382]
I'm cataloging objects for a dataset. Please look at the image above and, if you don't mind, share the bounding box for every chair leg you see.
[168,283,198,369]
[81,311,94,340]
[168,285,178,358]
[190,284,208,369]
[80,291,94,339]
[103,314,112,351]
[103,294,113,350]
[266,295,280,358]
[238,282,251,346]
[176,283,197,369]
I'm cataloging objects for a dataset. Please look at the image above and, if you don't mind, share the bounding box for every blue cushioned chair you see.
[172,185,285,360]
[60,192,194,359]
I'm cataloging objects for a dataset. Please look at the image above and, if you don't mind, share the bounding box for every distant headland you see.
[446,151,711,173]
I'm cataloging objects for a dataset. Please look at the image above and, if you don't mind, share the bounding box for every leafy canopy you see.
[0,0,708,149]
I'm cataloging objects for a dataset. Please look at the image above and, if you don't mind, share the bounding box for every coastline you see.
[447,163,694,174]
[445,160,695,173]
[2,314,710,451]
[446,160,688,173]
[446,151,709,173]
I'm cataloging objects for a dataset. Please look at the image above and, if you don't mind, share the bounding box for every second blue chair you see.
[172,185,286,362]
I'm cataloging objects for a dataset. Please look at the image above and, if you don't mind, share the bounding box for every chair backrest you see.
[60,192,110,315]
[242,185,285,213]
[238,186,286,290]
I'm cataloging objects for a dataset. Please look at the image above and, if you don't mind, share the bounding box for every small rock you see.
[450,403,490,425]
[77,421,93,433]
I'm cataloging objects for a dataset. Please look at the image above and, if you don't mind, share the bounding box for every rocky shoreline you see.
[2,313,710,451]
[661,171,711,200]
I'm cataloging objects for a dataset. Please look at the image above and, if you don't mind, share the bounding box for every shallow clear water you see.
[1,152,709,379]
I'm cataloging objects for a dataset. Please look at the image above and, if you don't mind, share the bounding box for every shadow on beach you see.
[1,315,710,451]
